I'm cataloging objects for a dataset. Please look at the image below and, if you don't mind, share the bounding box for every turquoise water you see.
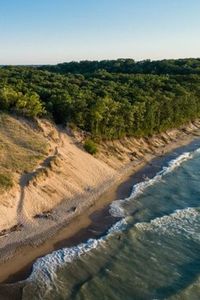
[22,144,200,300]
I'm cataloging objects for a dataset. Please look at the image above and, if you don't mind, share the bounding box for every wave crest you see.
[135,207,200,241]
[110,151,195,218]
[26,218,128,289]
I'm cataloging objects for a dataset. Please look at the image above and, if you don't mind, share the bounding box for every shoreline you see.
[1,127,200,286]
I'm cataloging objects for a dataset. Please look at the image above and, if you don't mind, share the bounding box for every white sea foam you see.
[107,217,129,234]
[26,217,128,288]
[26,207,200,292]
[28,238,104,286]
[110,150,198,218]
[24,147,200,290]
[136,207,200,240]
[195,147,200,153]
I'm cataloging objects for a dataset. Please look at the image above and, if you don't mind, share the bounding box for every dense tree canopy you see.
[40,58,200,75]
[0,58,200,139]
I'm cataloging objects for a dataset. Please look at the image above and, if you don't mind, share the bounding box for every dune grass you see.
[0,113,49,191]
[0,173,13,191]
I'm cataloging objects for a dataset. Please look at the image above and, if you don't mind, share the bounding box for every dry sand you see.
[0,119,200,283]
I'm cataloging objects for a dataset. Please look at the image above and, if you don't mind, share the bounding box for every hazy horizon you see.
[0,56,200,67]
[1,0,200,65]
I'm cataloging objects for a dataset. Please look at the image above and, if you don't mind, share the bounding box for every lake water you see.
[21,141,200,300]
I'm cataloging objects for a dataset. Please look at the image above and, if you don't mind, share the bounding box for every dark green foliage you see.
[84,139,98,155]
[40,58,200,75]
[1,58,200,139]
[0,86,44,117]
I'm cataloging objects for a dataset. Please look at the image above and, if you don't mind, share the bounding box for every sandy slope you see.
[0,117,200,265]
[0,118,115,250]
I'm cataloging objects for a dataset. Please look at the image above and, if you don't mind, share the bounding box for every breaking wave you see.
[22,145,200,298]
[110,150,198,218]
[26,218,129,289]
[135,207,200,241]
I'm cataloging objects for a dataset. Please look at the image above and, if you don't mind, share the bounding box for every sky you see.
[0,0,200,65]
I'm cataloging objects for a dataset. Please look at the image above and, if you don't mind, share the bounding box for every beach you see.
[0,120,200,290]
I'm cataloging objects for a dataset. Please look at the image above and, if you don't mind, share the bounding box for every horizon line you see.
[1,56,200,67]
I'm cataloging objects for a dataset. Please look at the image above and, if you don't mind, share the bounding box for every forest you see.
[0,58,200,139]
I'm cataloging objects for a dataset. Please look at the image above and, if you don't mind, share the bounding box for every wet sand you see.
[0,131,200,296]
[1,135,200,286]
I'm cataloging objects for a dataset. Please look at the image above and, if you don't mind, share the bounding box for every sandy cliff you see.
[0,115,200,262]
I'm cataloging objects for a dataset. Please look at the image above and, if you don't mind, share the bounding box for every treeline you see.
[40,58,200,75]
[0,58,200,139]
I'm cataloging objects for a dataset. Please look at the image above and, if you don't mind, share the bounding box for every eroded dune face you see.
[0,115,115,234]
[0,114,49,231]
[0,113,200,261]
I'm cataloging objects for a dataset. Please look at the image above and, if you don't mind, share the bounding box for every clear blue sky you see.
[1,0,200,64]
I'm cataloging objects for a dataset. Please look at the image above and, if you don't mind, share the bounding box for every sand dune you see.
[0,115,200,271]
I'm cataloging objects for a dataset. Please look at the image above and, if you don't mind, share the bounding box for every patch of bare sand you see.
[0,117,115,255]
[0,117,200,283]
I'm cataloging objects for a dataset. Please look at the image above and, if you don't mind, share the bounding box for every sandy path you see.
[17,147,59,226]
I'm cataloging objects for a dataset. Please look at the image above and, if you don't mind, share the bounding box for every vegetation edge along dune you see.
[0,112,200,268]
[1,58,200,266]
